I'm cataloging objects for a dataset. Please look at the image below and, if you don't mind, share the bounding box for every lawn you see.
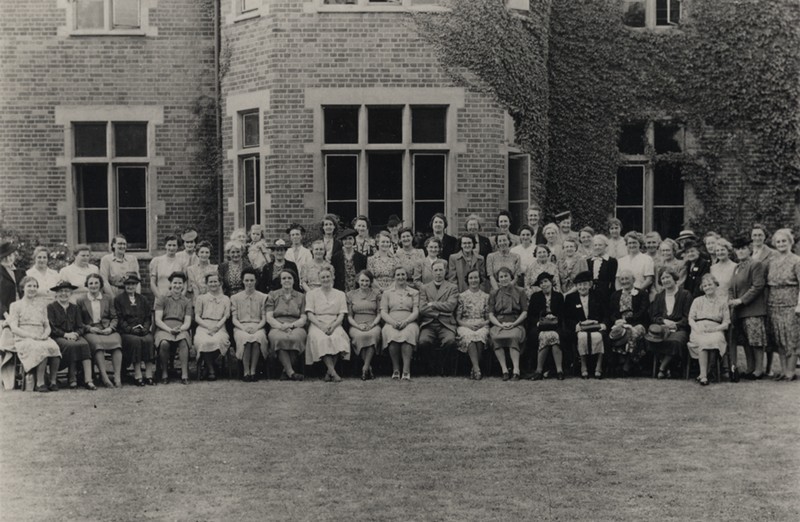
[1,376,798,521]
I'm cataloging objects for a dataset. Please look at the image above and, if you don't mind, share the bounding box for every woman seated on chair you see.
[47,280,95,390]
[7,276,61,392]
[488,266,528,381]
[114,272,156,386]
[194,272,231,382]
[688,273,731,386]
[455,267,490,380]
[607,269,649,377]
[564,270,607,379]
[305,267,350,382]
[527,272,565,381]
[646,267,692,379]
[78,273,124,388]
[232,268,268,382]
[347,270,382,380]
[380,266,420,380]
[154,272,193,385]
[266,268,307,381]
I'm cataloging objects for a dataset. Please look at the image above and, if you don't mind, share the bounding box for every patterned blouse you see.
[300,260,334,290]
[456,289,489,326]
[525,261,561,295]
[486,251,521,282]
[355,236,376,257]
[766,252,800,307]
[368,253,399,292]
[557,255,588,294]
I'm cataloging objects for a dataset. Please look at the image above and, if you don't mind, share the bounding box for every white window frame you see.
[507,152,531,228]
[238,110,262,229]
[228,0,265,23]
[621,0,681,30]
[61,0,157,37]
[615,164,647,233]
[308,0,448,14]
[655,0,681,26]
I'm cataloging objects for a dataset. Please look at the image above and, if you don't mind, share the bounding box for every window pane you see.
[654,122,684,153]
[414,154,445,200]
[616,166,644,206]
[509,202,527,231]
[323,0,357,4]
[74,123,107,157]
[618,122,646,154]
[113,0,140,28]
[117,166,147,207]
[76,165,108,208]
[411,107,447,143]
[368,202,404,234]
[119,209,147,248]
[414,202,445,234]
[78,210,109,246]
[114,123,147,157]
[670,0,681,24]
[508,154,529,202]
[324,107,359,144]
[243,157,260,206]
[327,203,358,226]
[244,205,256,232]
[242,112,259,148]
[653,162,684,206]
[655,0,680,25]
[242,0,260,12]
[76,0,104,29]
[616,208,643,234]
[367,152,402,200]
[622,0,646,27]
[368,107,403,144]
[325,154,358,201]
[653,207,683,239]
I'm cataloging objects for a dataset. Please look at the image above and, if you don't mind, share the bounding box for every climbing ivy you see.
[416,0,800,237]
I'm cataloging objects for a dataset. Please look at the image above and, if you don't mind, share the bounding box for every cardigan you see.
[330,250,367,292]
[527,290,565,334]
[256,259,301,294]
[608,289,650,328]
[729,258,767,319]
[649,288,692,332]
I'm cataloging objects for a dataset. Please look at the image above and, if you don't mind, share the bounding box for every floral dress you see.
[194,292,231,356]
[766,252,800,356]
[611,290,646,358]
[557,255,588,295]
[187,263,219,303]
[355,236,376,257]
[455,289,490,352]
[689,294,731,358]
[368,253,399,292]
[7,298,60,372]
[525,261,561,296]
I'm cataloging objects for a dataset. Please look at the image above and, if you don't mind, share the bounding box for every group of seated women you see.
[1,209,798,390]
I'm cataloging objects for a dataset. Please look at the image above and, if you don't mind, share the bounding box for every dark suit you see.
[529,225,547,246]
[608,289,650,329]
[471,234,494,259]
[527,290,564,343]
[47,301,87,338]
[436,233,460,261]
[683,258,710,297]
[564,290,607,357]
[256,260,301,294]
[587,256,618,305]
[418,280,459,374]
[330,250,367,292]
[0,266,24,319]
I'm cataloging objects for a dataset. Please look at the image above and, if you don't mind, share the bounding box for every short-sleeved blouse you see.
[617,253,655,290]
[58,263,99,303]
[266,290,306,320]
[154,293,193,323]
[347,288,381,322]
[196,292,230,322]
[457,289,490,323]
[395,248,424,284]
[149,255,186,297]
[486,252,521,281]
[231,290,267,323]
[100,254,140,297]
[380,286,419,315]
[187,263,219,301]
[368,253,399,292]
[488,285,527,319]
[305,288,348,319]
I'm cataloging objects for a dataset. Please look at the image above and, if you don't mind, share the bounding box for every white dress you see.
[304,288,351,364]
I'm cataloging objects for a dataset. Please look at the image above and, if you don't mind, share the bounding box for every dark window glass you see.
[242,112,260,148]
[411,106,447,143]
[242,156,260,232]
[327,203,358,226]
[324,106,359,144]
[114,123,147,157]
[117,166,147,207]
[74,123,107,157]
[368,107,403,144]
[414,202,445,234]
[618,122,646,154]
[368,202,404,234]
[653,162,684,206]
[509,202,527,232]
[622,0,646,27]
[413,154,445,200]
[653,207,684,239]
[325,154,358,201]
[367,152,403,200]
[75,164,109,246]
[617,208,643,234]
[656,0,680,25]
[654,122,684,153]
[76,0,104,29]
[508,154,529,201]
[616,165,644,206]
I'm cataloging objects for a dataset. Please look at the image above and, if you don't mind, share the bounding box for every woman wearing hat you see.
[608,269,649,376]
[729,236,767,380]
[99,234,140,299]
[681,240,710,297]
[647,267,693,378]
[47,280,96,390]
[26,246,60,304]
[154,272,193,385]
[177,229,200,268]
[114,272,156,386]
[488,266,528,381]
[266,268,307,381]
[765,228,800,380]
[527,271,565,381]
[58,244,99,304]
[455,267,490,380]
[564,270,607,379]
[6,276,61,391]
[556,211,579,244]
[257,239,301,294]
[193,272,231,382]
[186,240,219,304]
[286,223,312,268]
[78,273,124,388]
[688,274,731,386]
[331,229,367,293]
[524,245,560,297]
[319,214,342,263]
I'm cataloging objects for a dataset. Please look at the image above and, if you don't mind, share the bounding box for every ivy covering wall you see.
[417,0,800,236]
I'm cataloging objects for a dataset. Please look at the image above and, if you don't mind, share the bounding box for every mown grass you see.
[1,376,798,521]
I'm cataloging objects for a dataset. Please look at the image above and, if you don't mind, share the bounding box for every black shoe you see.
[243,375,251,383]
[290,373,304,382]
[530,372,543,381]
[730,369,740,383]
[135,379,145,387]
[502,372,510,382]
[511,373,520,381]
[556,372,565,381]
[145,378,155,386]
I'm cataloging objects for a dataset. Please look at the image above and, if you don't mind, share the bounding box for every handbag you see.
[537,313,558,331]
[577,320,603,333]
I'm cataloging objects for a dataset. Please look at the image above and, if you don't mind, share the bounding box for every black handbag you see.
[577,320,603,333]
[537,313,558,331]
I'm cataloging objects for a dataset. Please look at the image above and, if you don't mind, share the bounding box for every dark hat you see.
[273,238,288,249]
[337,228,358,241]
[386,215,402,228]
[534,271,555,286]
[676,230,698,242]
[609,324,630,346]
[644,324,670,343]
[0,241,17,259]
[555,210,571,222]
[122,272,141,285]
[731,236,751,249]
[682,239,701,252]
[50,280,78,292]
[181,229,198,242]
[573,271,592,285]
